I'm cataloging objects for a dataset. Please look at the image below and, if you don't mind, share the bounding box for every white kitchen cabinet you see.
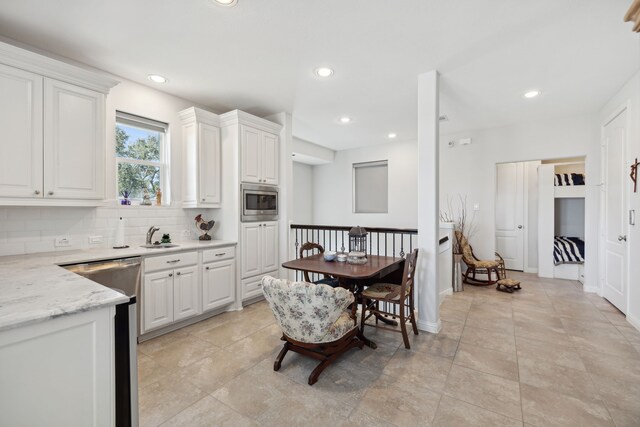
[143,270,174,331]
[202,259,235,312]
[0,307,115,426]
[0,42,117,205]
[179,107,221,208]
[241,271,277,301]
[142,251,201,333]
[44,78,105,200]
[240,124,279,185]
[0,64,43,198]
[241,221,279,279]
[173,265,200,321]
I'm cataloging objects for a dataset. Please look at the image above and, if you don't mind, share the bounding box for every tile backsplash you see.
[0,205,216,256]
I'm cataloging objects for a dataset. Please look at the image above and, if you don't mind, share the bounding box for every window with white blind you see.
[353,160,388,213]
[115,111,169,203]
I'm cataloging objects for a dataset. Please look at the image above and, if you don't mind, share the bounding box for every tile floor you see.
[137,272,640,426]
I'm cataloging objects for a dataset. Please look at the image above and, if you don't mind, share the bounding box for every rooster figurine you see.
[195,214,215,241]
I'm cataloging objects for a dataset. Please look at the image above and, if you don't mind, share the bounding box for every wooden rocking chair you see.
[455,231,501,286]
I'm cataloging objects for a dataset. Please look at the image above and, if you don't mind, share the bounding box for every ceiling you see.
[0,0,637,150]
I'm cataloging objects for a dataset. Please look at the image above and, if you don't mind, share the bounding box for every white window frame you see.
[115,111,170,204]
[352,160,389,214]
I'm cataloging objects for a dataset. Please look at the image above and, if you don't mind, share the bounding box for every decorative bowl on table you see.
[323,251,337,261]
[336,253,348,262]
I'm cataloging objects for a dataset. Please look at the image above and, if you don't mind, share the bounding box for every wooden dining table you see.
[282,253,405,348]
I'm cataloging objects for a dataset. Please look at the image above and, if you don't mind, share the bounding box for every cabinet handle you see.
[166,259,180,264]
[215,253,226,257]
[205,266,210,270]
[177,271,181,276]
[168,273,173,277]
[48,191,54,196]
[202,198,206,202]
[34,190,41,195]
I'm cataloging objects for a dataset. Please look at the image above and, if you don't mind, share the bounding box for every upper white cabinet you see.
[220,110,281,187]
[240,125,279,185]
[0,64,43,198]
[44,79,105,200]
[0,41,118,206]
[179,107,221,208]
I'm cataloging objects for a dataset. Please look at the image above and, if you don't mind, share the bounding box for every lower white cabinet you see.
[241,221,279,278]
[0,307,115,426]
[202,259,235,312]
[142,246,236,334]
[242,271,277,301]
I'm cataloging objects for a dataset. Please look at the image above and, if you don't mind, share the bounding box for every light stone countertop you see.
[0,240,237,332]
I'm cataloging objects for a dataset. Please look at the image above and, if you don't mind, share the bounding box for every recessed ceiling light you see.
[212,0,238,6]
[339,116,351,124]
[315,67,334,78]
[388,133,397,139]
[524,90,540,99]
[148,74,168,84]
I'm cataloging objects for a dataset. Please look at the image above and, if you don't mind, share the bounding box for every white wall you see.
[292,162,314,224]
[312,140,418,228]
[0,78,218,256]
[441,113,600,290]
[525,161,540,270]
[554,198,585,238]
[599,70,640,327]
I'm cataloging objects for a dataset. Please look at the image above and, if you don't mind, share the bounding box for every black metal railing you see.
[289,224,418,282]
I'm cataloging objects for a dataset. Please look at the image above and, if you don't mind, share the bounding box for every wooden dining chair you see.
[299,242,339,287]
[360,249,419,349]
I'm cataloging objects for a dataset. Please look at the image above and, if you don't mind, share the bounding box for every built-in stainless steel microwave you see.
[241,184,278,222]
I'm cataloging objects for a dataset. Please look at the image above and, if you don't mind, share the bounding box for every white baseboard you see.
[439,288,453,304]
[417,319,441,334]
[627,313,640,332]
[524,268,538,274]
[582,286,599,294]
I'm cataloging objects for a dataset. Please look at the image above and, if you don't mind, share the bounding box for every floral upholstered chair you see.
[261,276,364,385]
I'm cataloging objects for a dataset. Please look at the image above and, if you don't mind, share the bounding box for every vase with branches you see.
[440,195,477,254]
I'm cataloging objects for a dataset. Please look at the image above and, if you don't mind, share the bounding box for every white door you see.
[261,221,279,272]
[173,265,200,321]
[0,64,43,198]
[198,122,221,206]
[143,271,173,332]
[44,78,104,200]
[241,125,261,183]
[602,108,628,313]
[202,260,235,312]
[241,222,262,278]
[261,132,279,185]
[495,162,525,270]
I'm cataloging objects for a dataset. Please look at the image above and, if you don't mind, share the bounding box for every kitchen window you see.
[353,160,388,213]
[115,111,169,204]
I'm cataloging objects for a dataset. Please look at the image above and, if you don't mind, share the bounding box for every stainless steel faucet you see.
[146,226,160,245]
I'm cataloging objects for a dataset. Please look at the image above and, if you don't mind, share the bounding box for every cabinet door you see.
[241,125,261,183]
[261,132,279,185]
[202,260,235,312]
[0,64,43,198]
[261,221,279,272]
[198,122,221,206]
[173,265,200,321]
[241,222,262,278]
[143,271,173,332]
[242,275,265,301]
[44,78,105,200]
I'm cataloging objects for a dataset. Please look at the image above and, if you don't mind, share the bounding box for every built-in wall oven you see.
[241,183,278,222]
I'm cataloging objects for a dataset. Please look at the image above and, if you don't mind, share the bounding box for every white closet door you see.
[602,108,628,313]
[495,162,524,270]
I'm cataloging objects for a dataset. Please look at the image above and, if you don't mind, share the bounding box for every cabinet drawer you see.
[144,251,198,273]
[202,246,235,263]
[242,271,277,301]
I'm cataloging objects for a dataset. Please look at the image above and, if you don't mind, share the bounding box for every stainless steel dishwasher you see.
[62,257,140,427]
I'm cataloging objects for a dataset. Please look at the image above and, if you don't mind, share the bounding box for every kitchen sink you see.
[140,244,180,249]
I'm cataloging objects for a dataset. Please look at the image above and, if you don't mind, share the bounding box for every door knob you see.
[517,225,523,229]
[618,235,627,242]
